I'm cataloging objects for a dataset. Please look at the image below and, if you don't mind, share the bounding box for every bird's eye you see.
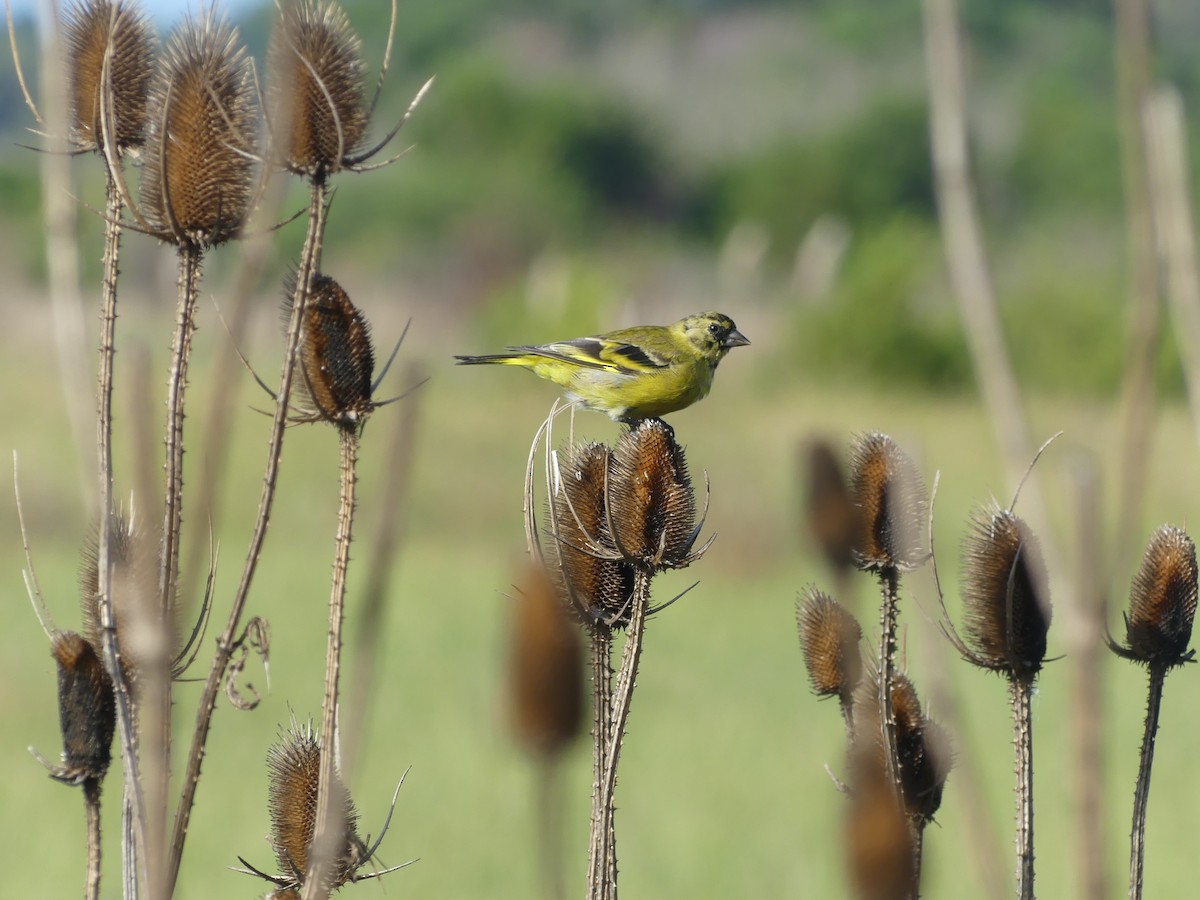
[708,322,721,335]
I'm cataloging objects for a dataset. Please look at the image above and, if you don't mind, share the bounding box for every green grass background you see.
[3,298,1200,898]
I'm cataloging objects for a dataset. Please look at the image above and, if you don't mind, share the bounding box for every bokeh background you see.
[4,0,1200,897]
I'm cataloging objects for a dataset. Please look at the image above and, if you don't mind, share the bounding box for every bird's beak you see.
[723,329,750,349]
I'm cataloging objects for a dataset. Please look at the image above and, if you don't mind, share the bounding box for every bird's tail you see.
[453,352,530,366]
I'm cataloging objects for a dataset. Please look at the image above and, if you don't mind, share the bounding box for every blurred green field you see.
[3,295,1200,898]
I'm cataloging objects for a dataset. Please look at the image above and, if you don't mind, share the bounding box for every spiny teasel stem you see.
[587,626,613,900]
[1011,678,1035,900]
[878,568,903,798]
[1129,665,1165,900]
[84,777,102,900]
[305,428,360,900]
[167,177,329,893]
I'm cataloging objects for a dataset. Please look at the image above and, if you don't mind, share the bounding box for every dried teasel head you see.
[804,439,859,572]
[63,0,154,152]
[850,671,951,826]
[796,587,862,713]
[266,720,368,892]
[50,631,116,785]
[1113,525,1198,668]
[141,8,257,247]
[960,505,1051,681]
[268,0,368,176]
[79,512,162,686]
[607,419,697,568]
[848,432,926,573]
[550,442,636,627]
[844,768,917,900]
[508,562,584,758]
[283,271,376,432]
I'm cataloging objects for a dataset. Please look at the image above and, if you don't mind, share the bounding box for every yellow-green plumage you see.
[455,312,749,422]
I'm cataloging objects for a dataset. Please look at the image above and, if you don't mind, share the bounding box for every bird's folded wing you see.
[525,337,669,373]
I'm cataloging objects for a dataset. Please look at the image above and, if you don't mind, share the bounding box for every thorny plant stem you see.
[878,568,902,797]
[95,172,149,896]
[595,569,653,900]
[167,177,330,893]
[84,778,102,900]
[587,627,613,900]
[1129,666,1166,900]
[304,430,361,900]
[1011,678,1036,900]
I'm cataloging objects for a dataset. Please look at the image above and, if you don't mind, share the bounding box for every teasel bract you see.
[952,502,1051,900]
[63,0,154,153]
[1109,526,1198,900]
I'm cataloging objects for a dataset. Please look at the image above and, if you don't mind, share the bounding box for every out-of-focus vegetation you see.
[4,0,1200,390]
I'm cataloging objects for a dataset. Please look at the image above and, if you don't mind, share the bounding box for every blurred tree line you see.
[3,0,1200,395]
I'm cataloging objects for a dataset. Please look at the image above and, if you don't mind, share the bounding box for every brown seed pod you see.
[283,272,375,430]
[550,442,636,627]
[1118,525,1198,667]
[796,587,862,709]
[50,631,116,785]
[79,513,162,686]
[849,671,950,826]
[804,439,859,572]
[63,0,154,152]
[268,0,368,175]
[266,720,367,891]
[848,432,926,572]
[960,505,1051,680]
[844,769,917,900]
[509,562,584,757]
[141,8,257,246]
[608,419,696,567]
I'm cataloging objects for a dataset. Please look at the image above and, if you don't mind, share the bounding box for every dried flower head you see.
[608,419,697,568]
[550,442,636,627]
[960,505,1051,680]
[141,9,257,246]
[268,0,368,175]
[79,512,162,685]
[850,671,950,825]
[844,769,917,900]
[63,0,154,151]
[509,562,584,757]
[50,631,115,785]
[1115,525,1198,667]
[848,432,926,572]
[804,439,859,572]
[283,272,375,431]
[266,720,367,892]
[796,587,862,710]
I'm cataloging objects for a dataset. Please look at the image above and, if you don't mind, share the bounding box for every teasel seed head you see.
[804,439,859,572]
[79,512,161,686]
[1114,525,1198,668]
[848,432,926,572]
[844,768,917,900]
[608,419,697,568]
[550,441,636,627]
[268,0,368,176]
[960,505,1051,680]
[141,8,257,247]
[850,670,951,826]
[508,562,584,758]
[50,631,116,785]
[63,0,155,152]
[796,586,862,712]
[266,720,368,892]
[283,272,376,432]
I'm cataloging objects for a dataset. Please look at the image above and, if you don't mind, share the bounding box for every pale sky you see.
[9,0,265,28]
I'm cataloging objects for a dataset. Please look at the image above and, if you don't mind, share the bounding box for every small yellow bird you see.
[455,311,749,422]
